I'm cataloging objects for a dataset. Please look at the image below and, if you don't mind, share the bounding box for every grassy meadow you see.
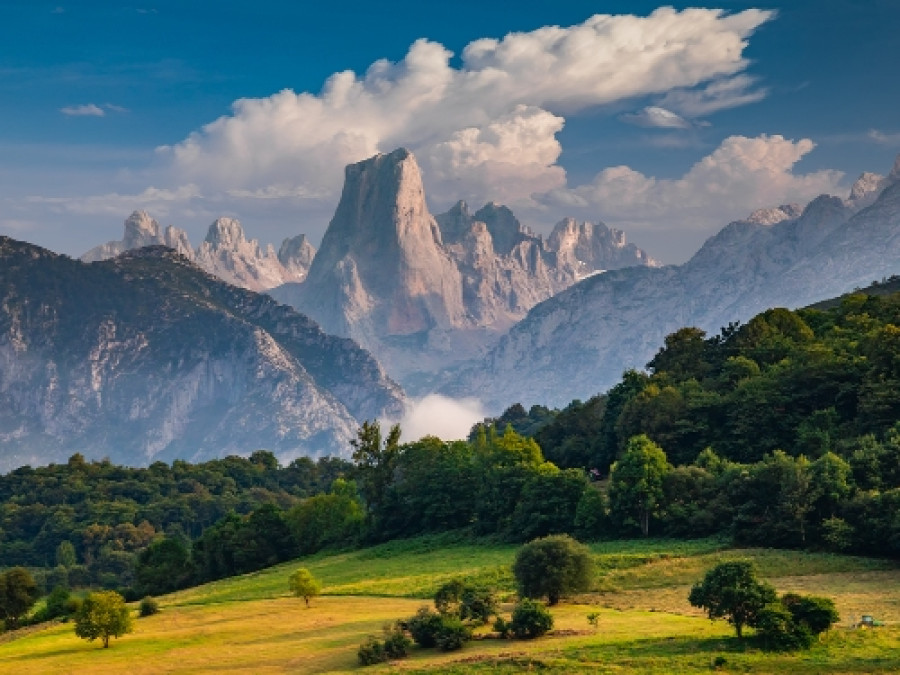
[1,534,897,674]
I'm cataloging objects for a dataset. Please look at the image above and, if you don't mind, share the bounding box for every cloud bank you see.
[543,135,844,235]
[23,7,853,264]
[158,7,774,214]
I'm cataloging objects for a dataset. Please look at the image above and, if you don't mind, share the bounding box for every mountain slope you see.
[0,238,403,471]
[448,156,900,411]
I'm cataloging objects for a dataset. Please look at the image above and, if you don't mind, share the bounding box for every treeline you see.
[0,451,349,589]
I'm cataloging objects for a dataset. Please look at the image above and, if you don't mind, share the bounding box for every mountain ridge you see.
[0,237,403,471]
[445,154,900,411]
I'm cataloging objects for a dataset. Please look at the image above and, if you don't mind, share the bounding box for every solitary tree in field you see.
[513,534,593,606]
[289,568,322,608]
[689,561,776,639]
[74,591,134,648]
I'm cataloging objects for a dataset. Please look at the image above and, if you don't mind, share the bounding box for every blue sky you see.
[1,1,899,263]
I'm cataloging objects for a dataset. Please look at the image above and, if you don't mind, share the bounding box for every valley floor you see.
[2,536,898,674]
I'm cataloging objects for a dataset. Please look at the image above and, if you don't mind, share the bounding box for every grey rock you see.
[0,238,403,471]
[448,154,900,412]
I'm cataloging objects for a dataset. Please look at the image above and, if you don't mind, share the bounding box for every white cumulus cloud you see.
[543,134,844,233]
[157,7,773,213]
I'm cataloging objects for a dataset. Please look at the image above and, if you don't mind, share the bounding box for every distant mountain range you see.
[445,156,900,410]
[5,148,900,470]
[83,211,316,292]
[0,240,402,471]
[270,148,657,389]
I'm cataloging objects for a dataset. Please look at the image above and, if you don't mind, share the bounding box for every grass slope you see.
[2,535,897,674]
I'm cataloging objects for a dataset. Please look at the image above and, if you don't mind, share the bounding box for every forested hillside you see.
[1,284,898,605]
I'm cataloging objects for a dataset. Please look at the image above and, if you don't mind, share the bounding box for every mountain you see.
[447,155,900,411]
[271,148,656,389]
[0,238,403,471]
[82,212,316,292]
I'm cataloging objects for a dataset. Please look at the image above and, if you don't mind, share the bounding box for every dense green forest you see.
[1,285,899,609]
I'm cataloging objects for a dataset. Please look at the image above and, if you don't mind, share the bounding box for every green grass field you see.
[1,534,897,674]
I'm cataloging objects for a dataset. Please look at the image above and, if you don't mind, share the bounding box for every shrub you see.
[357,636,388,666]
[139,596,160,617]
[407,606,443,647]
[755,602,813,651]
[781,593,839,635]
[434,579,498,624]
[435,615,471,652]
[493,616,511,638]
[382,625,412,659]
[513,534,594,605]
[44,586,72,621]
[510,598,554,639]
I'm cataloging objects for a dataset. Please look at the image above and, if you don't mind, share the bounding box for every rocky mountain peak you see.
[123,210,163,248]
[83,212,314,292]
[297,147,465,340]
[278,234,316,272]
[473,202,526,255]
[889,154,900,182]
[204,217,247,249]
[746,204,803,225]
[435,200,473,245]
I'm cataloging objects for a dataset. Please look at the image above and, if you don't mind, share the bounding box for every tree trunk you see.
[548,592,560,606]
[103,635,110,648]
[641,510,649,537]
[735,622,743,640]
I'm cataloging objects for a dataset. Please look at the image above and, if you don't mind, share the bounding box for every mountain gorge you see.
[448,156,900,410]
[0,239,403,471]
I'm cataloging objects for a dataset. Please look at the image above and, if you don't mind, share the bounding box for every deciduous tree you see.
[74,591,134,648]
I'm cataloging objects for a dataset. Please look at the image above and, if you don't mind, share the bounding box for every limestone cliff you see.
[0,238,403,471]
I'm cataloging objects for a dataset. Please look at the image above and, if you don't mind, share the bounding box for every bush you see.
[357,636,388,666]
[781,593,839,635]
[493,616,511,638]
[139,596,160,617]
[513,534,594,605]
[382,625,412,659]
[44,586,72,621]
[407,606,443,647]
[510,598,554,639]
[755,602,813,651]
[435,615,471,651]
[434,579,498,624]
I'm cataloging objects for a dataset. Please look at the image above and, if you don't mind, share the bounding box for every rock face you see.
[448,156,900,411]
[82,212,315,292]
[0,238,403,471]
[272,148,656,388]
[82,211,194,262]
